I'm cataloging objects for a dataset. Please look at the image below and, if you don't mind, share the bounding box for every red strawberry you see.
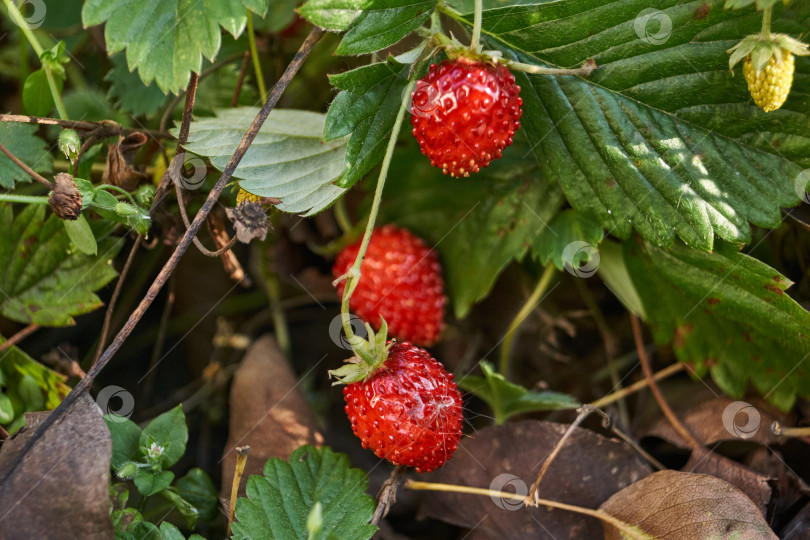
[410,57,522,178]
[342,341,463,473]
[332,225,445,346]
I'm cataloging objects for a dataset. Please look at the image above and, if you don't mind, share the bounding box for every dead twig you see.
[0,114,164,139]
[227,445,250,536]
[630,313,702,450]
[0,324,41,354]
[231,51,252,107]
[372,466,407,525]
[525,405,609,506]
[0,142,53,188]
[92,235,143,368]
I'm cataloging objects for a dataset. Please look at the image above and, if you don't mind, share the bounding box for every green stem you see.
[498,265,557,377]
[247,10,268,100]
[0,194,50,204]
[506,59,596,77]
[96,184,139,207]
[266,271,291,359]
[470,0,483,51]
[339,77,418,361]
[3,0,69,120]
[334,197,353,234]
[43,66,68,120]
[761,7,772,41]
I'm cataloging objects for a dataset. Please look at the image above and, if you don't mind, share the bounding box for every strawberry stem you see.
[506,58,597,78]
[404,480,651,539]
[338,76,418,361]
[498,264,557,378]
[470,0,483,52]
[761,7,772,42]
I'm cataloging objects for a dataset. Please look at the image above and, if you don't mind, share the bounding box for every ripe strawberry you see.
[342,341,463,473]
[332,225,445,346]
[742,51,794,113]
[410,57,522,178]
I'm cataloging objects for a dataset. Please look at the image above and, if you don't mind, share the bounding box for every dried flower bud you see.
[226,202,268,244]
[48,173,82,220]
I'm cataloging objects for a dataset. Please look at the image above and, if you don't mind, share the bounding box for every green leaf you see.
[381,139,564,318]
[178,108,348,215]
[326,54,421,188]
[622,238,810,410]
[596,240,645,318]
[125,520,161,539]
[174,468,218,521]
[18,373,45,411]
[133,469,175,497]
[159,489,199,529]
[459,360,580,424]
[104,415,142,470]
[450,0,810,251]
[22,68,62,116]
[531,210,604,271]
[0,393,15,424]
[0,204,123,326]
[259,0,298,32]
[232,445,377,540]
[112,507,144,534]
[82,0,267,93]
[140,404,187,469]
[0,338,70,413]
[300,0,434,54]
[63,214,98,255]
[0,123,53,189]
[91,189,152,235]
[106,54,167,116]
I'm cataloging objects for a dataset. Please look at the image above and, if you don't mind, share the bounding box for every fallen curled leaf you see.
[102,133,148,191]
[684,447,772,516]
[600,470,777,539]
[643,397,789,447]
[220,335,324,500]
[0,392,113,538]
[421,420,652,539]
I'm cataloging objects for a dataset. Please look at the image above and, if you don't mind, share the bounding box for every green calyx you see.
[328,318,392,385]
[728,33,809,73]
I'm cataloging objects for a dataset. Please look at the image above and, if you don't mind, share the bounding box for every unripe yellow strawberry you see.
[742,50,794,112]
[236,188,262,206]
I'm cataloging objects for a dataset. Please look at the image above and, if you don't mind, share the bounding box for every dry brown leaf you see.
[0,392,113,539]
[220,335,324,499]
[600,470,777,539]
[102,133,147,190]
[643,397,789,447]
[420,420,652,539]
[684,447,772,516]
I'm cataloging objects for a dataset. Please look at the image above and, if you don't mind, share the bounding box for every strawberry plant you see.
[0,0,809,538]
